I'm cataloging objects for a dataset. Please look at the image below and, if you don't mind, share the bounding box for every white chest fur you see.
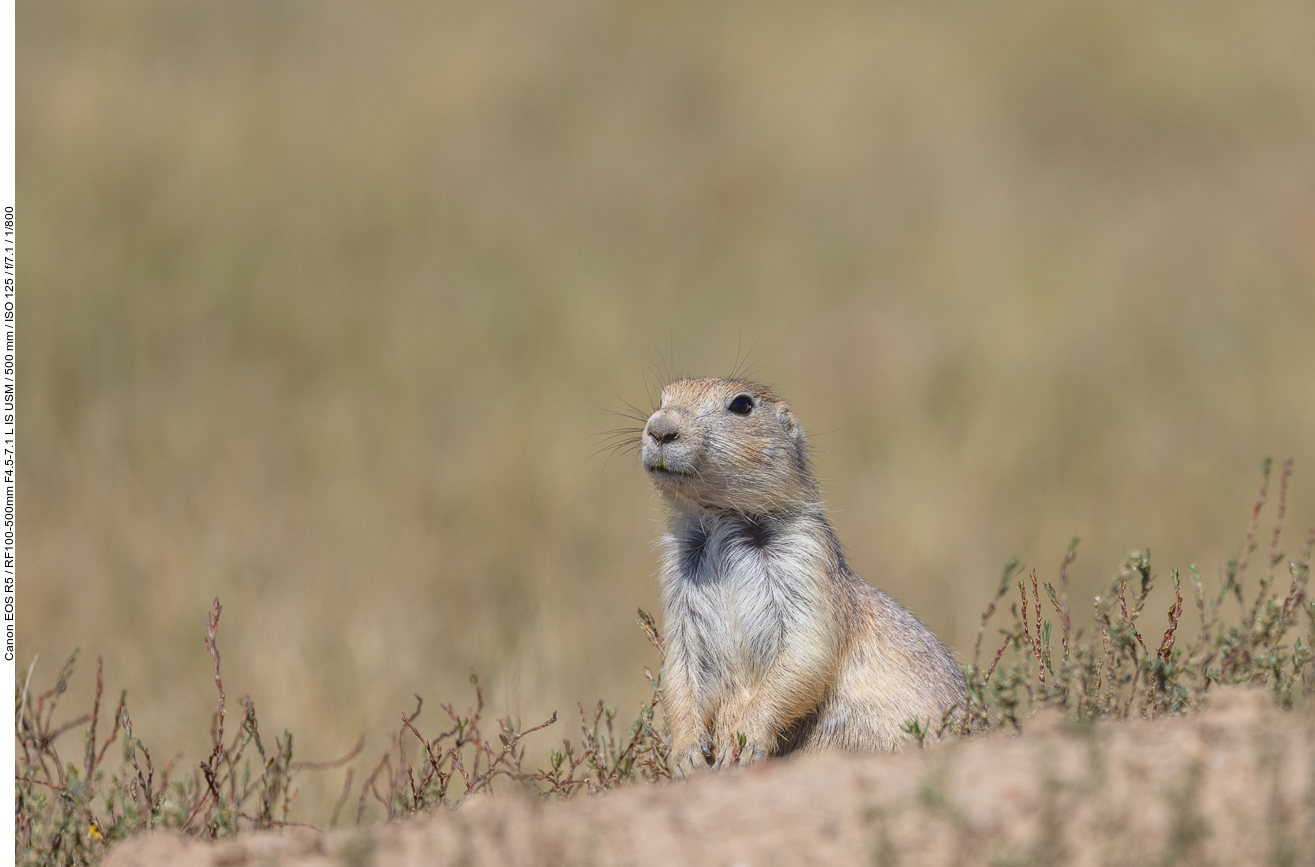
[659,514,835,707]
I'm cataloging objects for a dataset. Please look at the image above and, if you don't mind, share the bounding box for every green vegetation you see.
[953,458,1314,736]
[15,602,670,866]
[17,463,1312,865]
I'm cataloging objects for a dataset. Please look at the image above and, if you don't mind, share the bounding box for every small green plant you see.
[351,609,668,820]
[527,609,669,795]
[15,599,370,865]
[14,603,669,865]
[954,458,1314,737]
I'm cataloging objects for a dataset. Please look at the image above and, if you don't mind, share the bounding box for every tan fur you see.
[640,378,964,776]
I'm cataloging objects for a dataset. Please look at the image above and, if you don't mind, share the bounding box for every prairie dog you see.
[641,378,964,776]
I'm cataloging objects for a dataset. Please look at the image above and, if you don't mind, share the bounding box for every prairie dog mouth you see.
[646,461,691,477]
[642,442,695,476]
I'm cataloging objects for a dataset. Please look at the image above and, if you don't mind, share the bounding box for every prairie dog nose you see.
[645,411,682,445]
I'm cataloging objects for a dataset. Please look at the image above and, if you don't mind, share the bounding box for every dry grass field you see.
[19,0,1315,827]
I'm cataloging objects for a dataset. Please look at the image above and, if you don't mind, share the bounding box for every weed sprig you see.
[954,459,1313,737]
[15,604,669,866]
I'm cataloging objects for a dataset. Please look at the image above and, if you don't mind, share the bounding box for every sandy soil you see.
[106,687,1315,867]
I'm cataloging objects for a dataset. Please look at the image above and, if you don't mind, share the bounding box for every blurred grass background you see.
[19,0,1315,817]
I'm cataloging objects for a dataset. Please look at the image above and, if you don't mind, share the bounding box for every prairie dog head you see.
[641,378,817,515]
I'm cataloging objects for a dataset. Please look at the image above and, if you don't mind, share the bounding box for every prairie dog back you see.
[640,377,963,776]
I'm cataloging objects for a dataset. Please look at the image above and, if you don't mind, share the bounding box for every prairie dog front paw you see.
[710,728,769,770]
[669,736,712,779]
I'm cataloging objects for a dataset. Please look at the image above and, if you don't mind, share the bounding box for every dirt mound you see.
[105,687,1314,867]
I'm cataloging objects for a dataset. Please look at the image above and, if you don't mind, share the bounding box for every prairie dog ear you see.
[775,402,809,451]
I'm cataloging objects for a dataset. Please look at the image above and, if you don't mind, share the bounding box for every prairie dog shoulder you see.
[640,377,964,775]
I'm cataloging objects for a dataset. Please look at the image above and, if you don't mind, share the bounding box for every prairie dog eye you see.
[728,393,754,415]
